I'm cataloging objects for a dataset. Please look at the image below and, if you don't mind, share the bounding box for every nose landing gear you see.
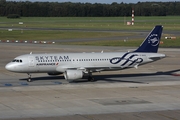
[27,73,32,82]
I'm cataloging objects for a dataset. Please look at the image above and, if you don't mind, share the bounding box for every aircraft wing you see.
[56,65,124,73]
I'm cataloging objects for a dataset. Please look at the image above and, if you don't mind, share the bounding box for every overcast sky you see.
[7,0,176,4]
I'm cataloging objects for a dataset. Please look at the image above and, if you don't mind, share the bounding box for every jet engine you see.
[47,72,62,76]
[64,70,83,80]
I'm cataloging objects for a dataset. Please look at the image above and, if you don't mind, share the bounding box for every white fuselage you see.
[5,52,165,73]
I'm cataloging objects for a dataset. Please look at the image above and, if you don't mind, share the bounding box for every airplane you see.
[5,25,165,82]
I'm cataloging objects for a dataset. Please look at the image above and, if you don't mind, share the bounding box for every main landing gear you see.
[27,73,32,82]
[88,76,95,82]
[87,73,95,82]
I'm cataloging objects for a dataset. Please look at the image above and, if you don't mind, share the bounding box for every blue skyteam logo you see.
[148,34,159,46]
[110,53,143,67]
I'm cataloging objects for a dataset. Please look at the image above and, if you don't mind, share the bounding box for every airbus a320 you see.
[5,25,165,82]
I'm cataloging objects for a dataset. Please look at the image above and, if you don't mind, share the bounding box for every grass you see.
[59,39,180,48]
[0,30,133,40]
[0,16,180,30]
[60,35,180,48]
[60,39,143,46]
[0,16,180,47]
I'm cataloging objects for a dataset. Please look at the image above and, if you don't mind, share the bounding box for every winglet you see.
[134,25,163,53]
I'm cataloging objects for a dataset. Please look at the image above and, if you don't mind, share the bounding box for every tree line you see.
[0,1,180,17]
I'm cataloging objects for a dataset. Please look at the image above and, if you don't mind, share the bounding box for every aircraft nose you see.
[5,63,11,71]
[5,63,14,71]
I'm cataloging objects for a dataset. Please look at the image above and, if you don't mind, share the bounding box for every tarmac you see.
[0,43,180,120]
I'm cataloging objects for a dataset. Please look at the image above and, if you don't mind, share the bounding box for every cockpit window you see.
[12,59,16,62]
[12,59,23,63]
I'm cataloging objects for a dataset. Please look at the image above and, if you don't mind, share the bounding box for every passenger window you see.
[17,60,19,62]
[20,60,22,62]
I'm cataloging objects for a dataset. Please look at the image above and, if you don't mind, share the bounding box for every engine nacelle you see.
[47,72,62,76]
[64,70,83,80]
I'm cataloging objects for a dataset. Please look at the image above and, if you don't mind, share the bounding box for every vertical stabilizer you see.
[134,25,163,53]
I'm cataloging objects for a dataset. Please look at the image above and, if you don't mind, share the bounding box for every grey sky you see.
[7,0,176,4]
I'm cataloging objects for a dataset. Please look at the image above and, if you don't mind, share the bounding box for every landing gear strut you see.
[88,73,95,82]
[27,73,32,82]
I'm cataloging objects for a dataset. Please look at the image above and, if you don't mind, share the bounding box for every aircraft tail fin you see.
[134,25,163,53]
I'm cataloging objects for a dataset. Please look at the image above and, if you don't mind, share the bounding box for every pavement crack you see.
[0,101,15,110]
[78,114,99,120]
[157,112,178,120]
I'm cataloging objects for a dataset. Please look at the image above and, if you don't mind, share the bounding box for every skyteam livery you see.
[5,25,165,82]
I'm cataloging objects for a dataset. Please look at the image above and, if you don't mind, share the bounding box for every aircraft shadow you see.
[92,69,180,82]
[20,76,64,81]
[19,69,180,83]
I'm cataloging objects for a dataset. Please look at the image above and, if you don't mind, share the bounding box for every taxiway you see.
[0,43,180,120]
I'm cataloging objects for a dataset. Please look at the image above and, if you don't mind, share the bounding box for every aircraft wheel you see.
[88,76,95,82]
[27,78,32,82]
